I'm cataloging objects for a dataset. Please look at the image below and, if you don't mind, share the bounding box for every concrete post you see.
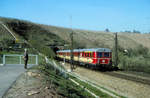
[3,55,5,66]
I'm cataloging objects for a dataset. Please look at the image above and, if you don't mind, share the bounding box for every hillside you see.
[39,21,150,50]
[1,17,150,51]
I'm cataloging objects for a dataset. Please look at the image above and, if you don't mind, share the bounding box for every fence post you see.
[36,55,38,65]
[20,56,22,64]
[3,55,5,66]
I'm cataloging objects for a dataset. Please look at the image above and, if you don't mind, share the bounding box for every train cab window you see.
[87,53,90,57]
[97,52,102,58]
[104,52,109,57]
[90,53,93,57]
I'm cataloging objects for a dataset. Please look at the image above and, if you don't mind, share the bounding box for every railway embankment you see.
[62,62,150,98]
[3,58,116,98]
[3,65,95,98]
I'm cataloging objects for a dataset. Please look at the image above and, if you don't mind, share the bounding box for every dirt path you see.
[0,64,34,98]
[63,63,150,98]
[3,68,63,98]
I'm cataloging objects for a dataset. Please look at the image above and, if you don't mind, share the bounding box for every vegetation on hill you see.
[0,17,150,74]
[0,17,66,58]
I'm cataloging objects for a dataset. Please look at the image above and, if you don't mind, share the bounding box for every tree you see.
[0,38,13,51]
[132,30,141,34]
[105,28,109,32]
[124,30,131,33]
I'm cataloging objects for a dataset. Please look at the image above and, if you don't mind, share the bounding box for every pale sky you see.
[0,0,150,33]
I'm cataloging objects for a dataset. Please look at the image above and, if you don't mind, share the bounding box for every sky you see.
[0,0,150,33]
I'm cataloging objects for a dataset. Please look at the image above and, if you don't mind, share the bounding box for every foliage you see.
[122,45,149,57]
[105,28,110,32]
[29,40,55,58]
[1,17,66,58]
[123,29,141,33]
[117,44,150,74]
[132,30,141,34]
[0,38,14,51]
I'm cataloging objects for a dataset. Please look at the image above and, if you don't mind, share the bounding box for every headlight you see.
[102,60,105,63]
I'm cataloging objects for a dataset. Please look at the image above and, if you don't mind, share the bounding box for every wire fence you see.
[0,54,38,66]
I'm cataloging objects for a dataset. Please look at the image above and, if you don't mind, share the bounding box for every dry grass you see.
[1,16,150,50]
[41,24,150,49]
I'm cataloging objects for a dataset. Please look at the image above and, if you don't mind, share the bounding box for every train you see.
[56,48,112,69]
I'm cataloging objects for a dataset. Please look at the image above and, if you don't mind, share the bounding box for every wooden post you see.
[70,15,74,71]
[70,31,74,71]
[114,32,118,68]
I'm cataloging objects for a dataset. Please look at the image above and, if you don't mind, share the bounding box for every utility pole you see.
[70,16,74,71]
[114,32,118,69]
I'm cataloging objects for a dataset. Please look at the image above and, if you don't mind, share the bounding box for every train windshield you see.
[97,52,110,58]
[104,52,109,57]
[97,52,103,58]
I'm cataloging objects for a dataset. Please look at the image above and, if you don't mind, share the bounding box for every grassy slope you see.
[0,17,65,46]
[40,22,150,50]
[1,17,150,50]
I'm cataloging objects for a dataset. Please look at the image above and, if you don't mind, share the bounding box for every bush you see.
[127,45,149,57]
[116,44,150,74]
[119,55,150,73]
[29,40,55,58]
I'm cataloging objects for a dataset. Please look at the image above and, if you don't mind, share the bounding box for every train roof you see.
[57,48,111,53]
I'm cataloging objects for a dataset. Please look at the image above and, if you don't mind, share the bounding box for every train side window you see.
[97,52,102,58]
[104,52,109,57]
[87,53,89,57]
[88,53,90,57]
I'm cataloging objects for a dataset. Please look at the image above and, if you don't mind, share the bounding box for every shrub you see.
[116,44,150,74]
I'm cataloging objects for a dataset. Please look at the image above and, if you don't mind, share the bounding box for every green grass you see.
[39,62,95,98]
[38,61,125,98]
[4,55,43,65]
[69,75,126,98]
[70,76,113,98]
[0,48,44,65]
[5,56,20,64]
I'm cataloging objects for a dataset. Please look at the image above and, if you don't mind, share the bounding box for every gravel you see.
[63,63,150,98]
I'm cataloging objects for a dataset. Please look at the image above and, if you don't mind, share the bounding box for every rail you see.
[1,54,38,66]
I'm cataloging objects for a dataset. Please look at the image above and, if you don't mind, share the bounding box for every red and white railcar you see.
[56,48,112,67]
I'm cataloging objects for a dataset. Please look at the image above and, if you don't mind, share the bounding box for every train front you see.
[94,48,112,67]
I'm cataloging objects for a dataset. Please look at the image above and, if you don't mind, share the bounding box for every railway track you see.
[61,61,150,85]
[60,61,150,98]
[103,71,150,85]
